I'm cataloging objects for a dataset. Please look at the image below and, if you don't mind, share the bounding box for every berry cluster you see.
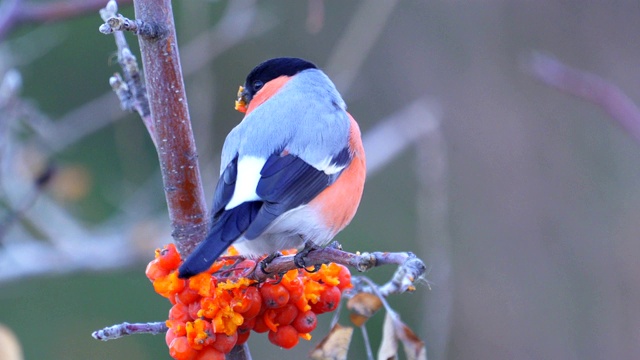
[145,244,352,360]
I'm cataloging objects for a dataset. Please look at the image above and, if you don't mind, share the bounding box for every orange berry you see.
[292,310,317,333]
[311,285,341,314]
[158,243,181,271]
[194,346,225,360]
[263,309,279,332]
[146,259,169,282]
[169,336,197,360]
[260,283,289,309]
[273,304,298,326]
[153,272,186,298]
[212,331,238,354]
[268,325,299,349]
[167,320,187,336]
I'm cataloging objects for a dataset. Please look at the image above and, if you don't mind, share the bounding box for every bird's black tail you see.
[178,201,261,278]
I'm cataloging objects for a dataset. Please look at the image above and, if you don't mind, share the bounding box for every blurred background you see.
[1,1,640,359]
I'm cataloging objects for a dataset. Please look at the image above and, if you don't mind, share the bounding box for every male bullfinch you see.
[179,57,366,278]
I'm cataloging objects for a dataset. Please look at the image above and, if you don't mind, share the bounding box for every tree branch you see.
[250,247,426,297]
[528,51,640,144]
[92,321,168,341]
[0,0,133,40]
[100,0,208,256]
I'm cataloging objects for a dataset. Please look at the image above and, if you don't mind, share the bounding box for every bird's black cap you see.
[243,57,317,101]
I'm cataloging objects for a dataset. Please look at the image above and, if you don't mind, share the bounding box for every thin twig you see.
[528,51,640,144]
[99,1,154,144]
[99,11,162,38]
[92,321,168,341]
[361,325,375,360]
[0,0,133,40]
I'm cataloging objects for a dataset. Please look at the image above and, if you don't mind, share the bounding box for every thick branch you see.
[528,52,640,144]
[128,0,208,256]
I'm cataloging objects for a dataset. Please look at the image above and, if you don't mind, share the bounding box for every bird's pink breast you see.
[309,114,366,236]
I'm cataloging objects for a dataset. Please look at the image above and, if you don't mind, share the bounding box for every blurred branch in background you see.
[324,0,398,94]
[35,0,266,155]
[528,52,640,144]
[0,0,132,40]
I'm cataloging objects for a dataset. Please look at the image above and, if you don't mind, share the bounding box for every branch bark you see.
[131,0,208,256]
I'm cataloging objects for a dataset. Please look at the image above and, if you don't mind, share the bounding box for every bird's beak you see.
[234,86,250,113]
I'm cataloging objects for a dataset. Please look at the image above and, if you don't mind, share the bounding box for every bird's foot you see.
[259,251,282,275]
[294,243,321,272]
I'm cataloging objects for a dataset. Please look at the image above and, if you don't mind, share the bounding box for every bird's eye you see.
[252,80,264,92]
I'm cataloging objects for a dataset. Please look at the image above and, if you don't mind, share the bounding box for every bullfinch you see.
[178,57,366,278]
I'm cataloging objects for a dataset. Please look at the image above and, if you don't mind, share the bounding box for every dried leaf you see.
[377,312,398,360]
[395,316,426,360]
[347,292,383,326]
[0,323,23,360]
[378,311,427,360]
[310,323,354,360]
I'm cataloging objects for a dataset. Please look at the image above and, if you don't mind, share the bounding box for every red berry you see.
[292,310,317,333]
[236,330,250,345]
[188,302,201,320]
[194,346,225,360]
[268,325,299,349]
[158,244,182,271]
[169,303,191,322]
[311,286,341,314]
[176,288,200,306]
[165,327,178,347]
[260,283,290,309]
[285,277,304,304]
[233,286,262,319]
[336,264,352,291]
[212,332,238,354]
[273,304,298,326]
[253,314,269,333]
[238,316,255,333]
[169,336,198,360]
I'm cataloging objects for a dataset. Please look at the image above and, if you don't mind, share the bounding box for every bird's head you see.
[234,57,317,113]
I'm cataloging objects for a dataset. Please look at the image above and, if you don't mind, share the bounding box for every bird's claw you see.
[294,243,320,270]
[259,252,282,274]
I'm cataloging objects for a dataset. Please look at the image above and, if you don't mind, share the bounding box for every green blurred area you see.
[3,1,640,359]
